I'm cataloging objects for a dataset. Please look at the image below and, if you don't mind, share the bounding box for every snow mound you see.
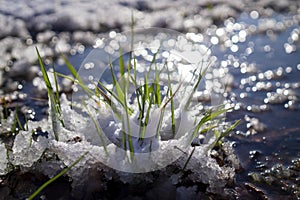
[2,93,239,198]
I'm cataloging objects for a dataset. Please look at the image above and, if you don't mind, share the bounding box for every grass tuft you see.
[36,30,239,171]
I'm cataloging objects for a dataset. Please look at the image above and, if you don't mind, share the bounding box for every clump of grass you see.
[31,32,240,198]
[64,49,238,153]
[55,46,236,147]
[36,28,240,160]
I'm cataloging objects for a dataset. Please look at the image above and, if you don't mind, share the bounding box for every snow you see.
[1,86,238,196]
[0,142,8,175]
[12,130,48,167]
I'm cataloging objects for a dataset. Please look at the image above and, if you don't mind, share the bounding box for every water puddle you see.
[215,13,300,198]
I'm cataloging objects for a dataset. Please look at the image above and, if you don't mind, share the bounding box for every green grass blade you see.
[182,147,195,171]
[82,101,108,153]
[144,74,149,102]
[94,82,101,100]
[130,56,143,112]
[127,51,132,97]
[132,57,136,82]
[140,91,154,139]
[220,119,241,138]
[61,57,95,99]
[155,107,165,138]
[119,49,125,77]
[198,125,218,135]
[122,89,135,159]
[27,151,89,200]
[210,119,241,149]
[55,72,94,98]
[139,125,146,140]
[184,65,208,111]
[52,65,65,128]
[36,48,53,91]
[167,66,175,136]
[15,107,23,131]
[95,85,111,105]
[190,107,230,142]
[133,56,137,82]
[36,48,60,141]
[138,87,145,121]
[150,49,159,70]
[145,92,154,126]
[161,81,182,110]
[62,55,79,81]
[128,134,134,160]
[154,66,161,105]
[109,62,127,108]
[52,65,60,105]
[137,75,149,121]
[118,49,128,94]
[122,129,127,151]
[130,11,134,51]
[97,81,133,115]
[129,75,142,112]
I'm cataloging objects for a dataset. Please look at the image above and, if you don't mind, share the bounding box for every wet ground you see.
[0,0,300,199]
[221,14,300,199]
